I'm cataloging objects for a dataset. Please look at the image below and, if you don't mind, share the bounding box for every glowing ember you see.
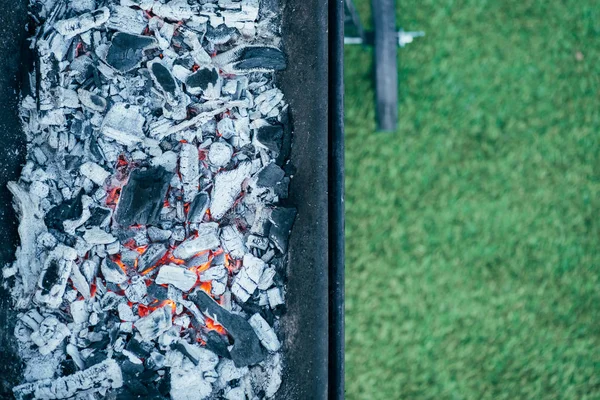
[205,317,226,335]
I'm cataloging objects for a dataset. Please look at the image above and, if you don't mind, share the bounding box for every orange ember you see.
[111,254,128,273]
[106,187,121,206]
[200,281,212,294]
[90,283,97,298]
[205,317,226,335]
[137,304,150,318]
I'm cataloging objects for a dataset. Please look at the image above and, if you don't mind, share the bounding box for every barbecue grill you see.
[0,0,345,399]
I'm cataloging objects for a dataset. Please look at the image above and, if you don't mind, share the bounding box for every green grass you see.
[344,1,600,398]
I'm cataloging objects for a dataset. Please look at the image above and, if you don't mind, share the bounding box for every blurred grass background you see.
[344,0,600,398]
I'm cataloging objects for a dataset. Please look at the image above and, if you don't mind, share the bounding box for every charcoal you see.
[147,283,169,302]
[138,243,168,273]
[256,162,284,188]
[185,67,220,96]
[54,7,110,39]
[268,207,297,253]
[101,258,127,284]
[248,313,280,352]
[135,306,172,341]
[231,254,265,303]
[172,223,219,259]
[13,359,123,400]
[106,5,147,35]
[155,265,197,292]
[115,167,173,226]
[189,290,266,367]
[101,102,146,146]
[254,124,283,154]
[148,226,172,242]
[179,143,200,202]
[126,337,153,359]
[208,141,233,167]
[210,162,252,220]
[187,192,209,223]
[214,45,286,74]
[106,33,157,72]
[44,191,83,232]
[204,330,231,359]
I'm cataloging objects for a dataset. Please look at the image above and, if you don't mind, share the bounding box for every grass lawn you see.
[344,1,600,398]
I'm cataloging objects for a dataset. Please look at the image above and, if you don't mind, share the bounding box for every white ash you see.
[9,0,296,398]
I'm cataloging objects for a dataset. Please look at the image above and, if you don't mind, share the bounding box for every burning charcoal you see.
[147,283,169,302]
[105,33,156,72]
[172,222,219,259]
[115,166,174,226]
[106,5,147,34]
[54,7,110,39]
[256,162,284,188]
[135,306,173,341]
[269,207,297,253]
[86,207,112,228]
[125,276,148,303]
[220,225,246,259]
[185,66,221,97]
[106,240,121,255]
[148,226,172,242]
[150,0,195,20]
[30,315,71,355]
[179,143,200,203]
[101,258,128,284]
[77,89,107,112]
[155,265,197,292]
[213,45,286,75]
[44,191,83,232]
[35,245,77,308]
[138,243,168,273]
[187,192,209,223]
[13,359,123,400]
[200,265,227,282]
[208,141,233,168]
[231,254,265,303]
[189,290,265,367]
[254,124,283,155]
[70,300,90,324]
[210,161,252,220]
[101,103,146,146]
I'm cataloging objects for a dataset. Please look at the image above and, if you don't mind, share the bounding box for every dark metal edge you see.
[328,0,345,398]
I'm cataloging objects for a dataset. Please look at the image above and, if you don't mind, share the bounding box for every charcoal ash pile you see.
[4,0,296,398]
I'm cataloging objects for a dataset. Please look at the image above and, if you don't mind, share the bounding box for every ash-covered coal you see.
[6,0,295,398]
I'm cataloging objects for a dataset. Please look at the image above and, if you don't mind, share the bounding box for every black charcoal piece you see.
[256,163,285,188]
[205,24,237,44]
[126,337,152,359]
[204,330,231,359]
[44,191,83,232]
[274,177,290,199]
[40,258,61,295]
[189,290,266,367]
[115,167,173,227]
[86,207,111,227]
[234,46,286,71]
[187,192,209,223]
[269,207,297,254]
[185,68,218,92]
[106,33,156,72]
[138,243,168,273]
[150,62,176,95]
[255,124,283,154]
[147,283,169,302]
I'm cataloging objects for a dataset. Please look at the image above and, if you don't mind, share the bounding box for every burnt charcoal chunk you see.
[189,290,265,367]
[147,283,169,302]
[269,207,297,254]
[235,46,286,71]
[187,192,209,223]
[256,163,284,188]
[60,358,77,376]
[40,259,61,295]
[205,24,237,44]
[126,337,152,359]
[86,207,111,227]
[204,330,231,359]
[274,177,290,199]
[115,167,173,227]
[150,62,176,95]
[256,125,283,154]
[44,191,83,232]
[84,351,108,368]
[186,68,218,92]
[106,33,156,72]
